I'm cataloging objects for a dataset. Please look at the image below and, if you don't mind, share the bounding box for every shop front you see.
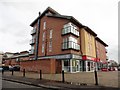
[82,55,97,72]
[62,59,84,73]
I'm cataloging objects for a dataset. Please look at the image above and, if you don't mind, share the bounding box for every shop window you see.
[62,36,80,50]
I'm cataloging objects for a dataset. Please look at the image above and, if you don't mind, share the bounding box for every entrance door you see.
[76,60,80,72]
[79,60,83,71]
[88,62,90,71]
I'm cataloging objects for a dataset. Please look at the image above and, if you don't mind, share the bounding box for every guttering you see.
[35,12,41,60]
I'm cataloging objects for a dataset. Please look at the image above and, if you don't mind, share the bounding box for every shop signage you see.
[82,55,97,61]
[38,54,82,60]
[72,54,82,59]
[38,54,71,59]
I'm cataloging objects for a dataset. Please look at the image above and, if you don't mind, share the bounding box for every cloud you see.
[108,45,118,62]
[0,0,118,63]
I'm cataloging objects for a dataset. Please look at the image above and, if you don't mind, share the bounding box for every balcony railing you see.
[29,39,35,45]
[106,56,109,60]
[62,26,79,37]
[31,28,36,35]
[105,48,108,53]
[62,41,80,50]
[29,49,34,55]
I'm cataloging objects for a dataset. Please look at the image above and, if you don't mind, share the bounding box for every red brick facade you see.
[95,37,108,63]
[20,59,61,74]
[4,7,108,73]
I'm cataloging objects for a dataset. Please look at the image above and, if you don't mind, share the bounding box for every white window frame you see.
[49,41,52,52]
[42,32,45,41]
[50,30,53,39]
[43,21,46,30]
[42,43,45,53]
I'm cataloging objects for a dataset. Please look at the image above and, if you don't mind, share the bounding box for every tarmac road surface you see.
[2,80,49,89]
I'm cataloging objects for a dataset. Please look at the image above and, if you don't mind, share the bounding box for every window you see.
[64,60,70,66]
[16,58,19,62]
[50,30,53,39]
[43,21,46,30]
[42,32,45,41]
[62,22,79,36]
[31,46,34,50]
[62,36,80,50]
[42,43,45,53]
[63,60,70,72]
[49,41,52,52]
[63,38,68,49]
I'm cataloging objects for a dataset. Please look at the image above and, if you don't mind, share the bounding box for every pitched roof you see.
[30,7,83,27]
[30,7,60,26]
[47,14,83,27]
[95,37,108,47]
[30,7,98,37]
[82,26,97,36]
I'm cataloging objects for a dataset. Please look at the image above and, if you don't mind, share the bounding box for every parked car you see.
[101,68,108,71]
[0,66,3,71]
[9,66,20,71]
[118,67,120,71]
[1,66,9,71]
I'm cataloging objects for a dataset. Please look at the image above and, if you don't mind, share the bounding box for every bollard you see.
[62,70,65,83]
[94,69,98,85]
[23,69,25,77]
[12,69,14,75]
[2,69,4,75]
[40,70,42,80]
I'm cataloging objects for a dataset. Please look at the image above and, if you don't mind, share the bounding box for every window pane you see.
[68,41,72,48]
[42,32,45,41]
[50,30,53,39]
[49,41,52,52]
[42,43,44,53]
[43,22,46,30]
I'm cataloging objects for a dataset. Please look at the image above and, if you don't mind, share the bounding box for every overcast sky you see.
[0,0,119,63]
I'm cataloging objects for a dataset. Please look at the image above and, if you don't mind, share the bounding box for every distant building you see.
[0,52,4,66]
[95,37,108,70]
[4,51,29,67]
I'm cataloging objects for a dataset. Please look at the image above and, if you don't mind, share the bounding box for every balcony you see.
[62,41,80,50]
[31,28,36,35]
[106,56,109,60]
[62,23,79,37]
[29,49,34,55]
[105,48,108,53]
[29,39,35,45]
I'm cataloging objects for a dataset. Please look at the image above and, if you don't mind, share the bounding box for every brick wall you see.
[20,59,58,74]
[96,40,107,62]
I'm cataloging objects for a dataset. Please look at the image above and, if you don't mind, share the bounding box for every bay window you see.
[62,22,79,36]
[62,36,80,50]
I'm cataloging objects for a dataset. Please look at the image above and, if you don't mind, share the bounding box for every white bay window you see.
[62,36,80,50]
[62,22,79,36]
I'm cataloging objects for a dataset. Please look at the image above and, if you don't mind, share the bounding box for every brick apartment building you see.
[4,7,108,73]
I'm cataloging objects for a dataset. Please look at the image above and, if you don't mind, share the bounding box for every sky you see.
[0,0,119,63]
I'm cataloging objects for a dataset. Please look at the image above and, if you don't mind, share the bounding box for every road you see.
[2,80,49,89]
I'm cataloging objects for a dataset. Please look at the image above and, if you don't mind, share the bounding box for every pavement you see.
[3,71,119,87]
[2,75,119,90]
